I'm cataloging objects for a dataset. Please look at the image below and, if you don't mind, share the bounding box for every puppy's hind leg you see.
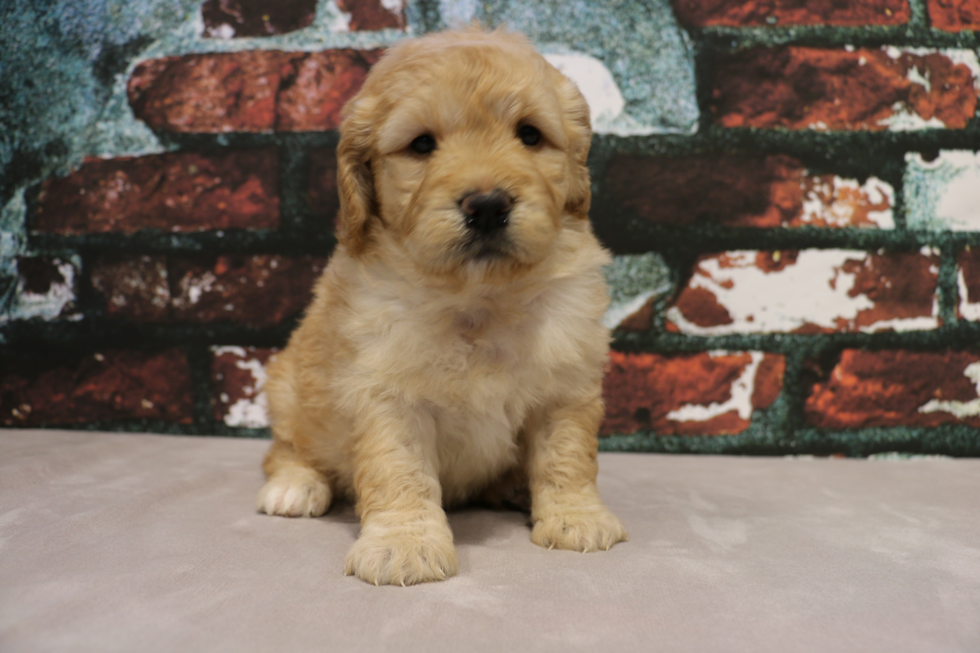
[257,440,332,518]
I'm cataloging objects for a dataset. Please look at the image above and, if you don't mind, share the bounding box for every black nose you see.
[459,190,513,234]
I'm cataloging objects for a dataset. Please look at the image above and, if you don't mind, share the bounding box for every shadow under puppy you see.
[257,27,628,585]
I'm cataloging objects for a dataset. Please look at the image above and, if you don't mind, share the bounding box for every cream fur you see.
[257,28,627,586]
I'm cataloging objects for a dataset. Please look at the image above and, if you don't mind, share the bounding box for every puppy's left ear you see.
[336,95,379,255]
[555,75,593,220]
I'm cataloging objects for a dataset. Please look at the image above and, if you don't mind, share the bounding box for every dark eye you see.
[518,124,541,146]
[410,134,436,154]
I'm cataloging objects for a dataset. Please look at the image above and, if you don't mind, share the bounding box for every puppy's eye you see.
[518,124,541,146]
[409,134,436,154]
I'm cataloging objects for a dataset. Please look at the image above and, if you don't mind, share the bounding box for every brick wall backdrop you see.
[4,0,980,456]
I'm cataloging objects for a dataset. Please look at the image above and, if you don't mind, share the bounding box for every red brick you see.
[167,254,325,326]
[91,254,324,326]
[929,0,980,30]
[602,154,893,228]
[666,249,939,335]
[33,150,279,235]
[128,50,383,133]
[0,349,193,426]
[805,350,980,428]
[91,255,171,321]
[308,148,339,223]
[211,346,278,427]
[672,0,909,27]
[338,0,405,30]
[712,47,978,131]
[202,0,316,38]
[602,351,785,435]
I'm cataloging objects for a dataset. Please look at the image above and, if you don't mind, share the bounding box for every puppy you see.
[257,28,627,585]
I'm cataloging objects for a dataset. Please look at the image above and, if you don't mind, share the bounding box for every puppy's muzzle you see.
[459,190,513,235]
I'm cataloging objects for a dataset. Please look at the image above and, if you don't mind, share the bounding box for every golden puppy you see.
[257,28,627,585]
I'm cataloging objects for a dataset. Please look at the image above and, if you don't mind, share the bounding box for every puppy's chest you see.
[422,308,543,400]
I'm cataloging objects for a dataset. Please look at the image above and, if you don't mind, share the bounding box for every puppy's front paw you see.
[344,522,458,586]
[257,468,331,517]
[531,504,628,553]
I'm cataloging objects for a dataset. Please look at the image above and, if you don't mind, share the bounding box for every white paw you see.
[531,503,628,553]
[344,521,458,586]
[257,468,331,517]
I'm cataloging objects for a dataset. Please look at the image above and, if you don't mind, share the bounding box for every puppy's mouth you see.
[461,232,514,261]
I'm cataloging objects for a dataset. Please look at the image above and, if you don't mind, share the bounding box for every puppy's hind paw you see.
[531,504,628,553]
[257,468,331,518]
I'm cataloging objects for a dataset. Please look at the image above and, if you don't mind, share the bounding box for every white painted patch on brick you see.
[544,53,625,126]
[213,346,271,428]
[206,24,236,39]
[178,271,217,306]
[380,0,403,13]
[959,268,980,320]
[919,362,980,418]
[668,250,938,335]
[799,176,894,228]
[667,351,762,423]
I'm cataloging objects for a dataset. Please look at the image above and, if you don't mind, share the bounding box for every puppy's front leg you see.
[528,397,628,552]
[344,408,457,586]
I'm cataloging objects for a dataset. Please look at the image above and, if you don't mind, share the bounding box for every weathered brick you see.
[666,249,939,335]
[91,254,323,326]
[928,0,980,31]
[128,50,382,133]
[308,148,340,223]
[0,349,193,426]
[168,254,324,326]
[337,0,405,30]
[202,0,317,38]
[33,150,279,235]
[712,47,979,131]
[805,349,980,428]
[211,346,278,427]
[602,351,784,435]
[905,150,980,230]
[673,0,909,27]
[1,256,79,323]
[602,154,893,228]
[91,255,171,321]
[958,247,980,320]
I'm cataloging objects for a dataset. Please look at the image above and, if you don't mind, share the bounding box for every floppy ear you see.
[555,75,593,220]
[335,95,379,254]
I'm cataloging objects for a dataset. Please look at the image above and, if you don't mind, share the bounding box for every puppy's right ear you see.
[335,96,378,255]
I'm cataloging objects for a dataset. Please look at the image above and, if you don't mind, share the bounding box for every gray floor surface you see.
[1,429,979,652]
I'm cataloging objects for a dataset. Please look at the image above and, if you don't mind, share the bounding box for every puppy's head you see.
[335,29,592,282]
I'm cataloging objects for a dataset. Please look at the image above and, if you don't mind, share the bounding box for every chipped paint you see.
[906,150,980,231]
[919,362,980,418]
[667,250,939,335]
[878,48,980,131]
[666,351,762,423]
[799,176,894,228]
[212,346,271,427]
[602,252,672,329]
